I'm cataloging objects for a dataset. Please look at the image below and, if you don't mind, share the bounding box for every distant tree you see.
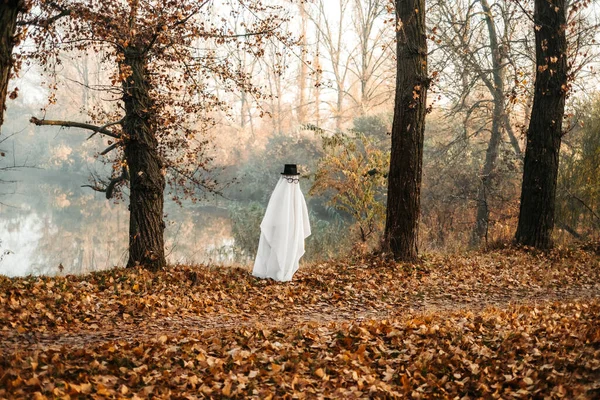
[347,0,394,115]
[383,0,428,261]
[306,0,393,130]
[297,1,309,125]
[307,0,353,131]
[428,0,527,245]
[261,38,294,135]
[470,0,519,244]
[557,96,600,240]
[515,0,568,248]
[29,0,291,270]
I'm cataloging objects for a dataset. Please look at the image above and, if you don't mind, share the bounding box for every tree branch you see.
[18,8,71,27]
[556,221,584,240]
[565,188,600,222]
[87,118,124,140]
[82,166,129,199]
[30,117,121,139]
[100,142,120,156]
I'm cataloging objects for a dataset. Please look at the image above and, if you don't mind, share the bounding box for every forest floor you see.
[1,246,599,399]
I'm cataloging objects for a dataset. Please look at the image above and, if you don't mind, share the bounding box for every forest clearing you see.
[2,246,599,398]
[2,0,600,398]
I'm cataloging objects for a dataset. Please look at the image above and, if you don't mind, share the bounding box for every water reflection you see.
[0,189,240,277]
[0,213,44,276]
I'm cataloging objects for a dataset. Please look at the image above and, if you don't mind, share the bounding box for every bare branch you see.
[82,166,129,199]
[81,184,108,193]
[565,188,600,222]
[100,142,119,156]
[556,221,584,240]
[30,117,121,139]
[167,165,219,194]
[17,0,70,26]
[87,118,124,141]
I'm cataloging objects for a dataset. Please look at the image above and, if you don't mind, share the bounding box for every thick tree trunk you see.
[515,0,567,249]
[383,0,428,262]
[471,0,504,245]
[121,48,166,270]
[0,0,23,129]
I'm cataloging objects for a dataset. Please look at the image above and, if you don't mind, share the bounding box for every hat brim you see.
[281,173,300,176]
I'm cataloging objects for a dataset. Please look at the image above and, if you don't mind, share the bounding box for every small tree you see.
[28,0,292,270]
[556,96,600,240]
[310,125,388,247]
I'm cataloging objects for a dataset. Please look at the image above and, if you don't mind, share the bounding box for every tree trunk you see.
[335,82,343,131]
[471,0,504,245]
[0,0,23,129]
[314,11,322,127]
[383,0,428,262]
[472,107,502,244]
[515,0,567,249]
[240,87,247,128]
[240,44,248,129]
[314,53,321,126]
[276,72,282,134]
[121,47,166,270]
[298,2,307,125]
[504,113,522,158]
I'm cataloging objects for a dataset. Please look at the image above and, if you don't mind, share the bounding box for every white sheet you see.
[252,177,311,281]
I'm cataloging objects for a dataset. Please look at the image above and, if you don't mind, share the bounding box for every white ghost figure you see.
[252,171,311,282]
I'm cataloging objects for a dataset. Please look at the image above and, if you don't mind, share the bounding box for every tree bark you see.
[383,0,428,262]
[0,0,24,129]
[515,0,567,249]
[121,47,166,270]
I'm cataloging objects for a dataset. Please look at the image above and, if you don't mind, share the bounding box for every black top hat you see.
[281,164,299,176]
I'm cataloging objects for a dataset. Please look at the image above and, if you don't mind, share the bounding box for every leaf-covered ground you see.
[1,247,599,398]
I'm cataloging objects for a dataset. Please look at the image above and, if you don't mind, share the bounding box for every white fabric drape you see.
[252,177,311,281]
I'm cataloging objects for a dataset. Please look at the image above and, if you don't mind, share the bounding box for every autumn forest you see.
[1,0,600,398]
